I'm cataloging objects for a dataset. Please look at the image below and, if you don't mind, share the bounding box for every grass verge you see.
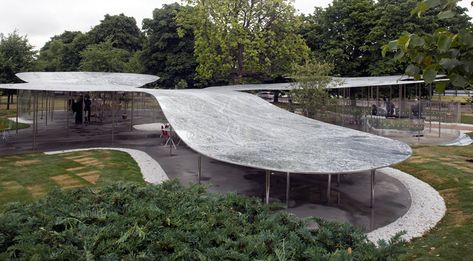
[461,113,473,125]
[0,150,144,210]
[395,144,473,260]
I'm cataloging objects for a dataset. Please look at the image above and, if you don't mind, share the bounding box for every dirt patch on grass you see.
[1,181,23,191]
[26,184,47,197]
[50,175,84,189]
[439,188,469,226]
[407,156,429,164]
[443,162,473,174]
[14,160,40,166]
[416,170,448,184]
[66,166,87,172]
[77,171,100,184]
[64,151,93,160]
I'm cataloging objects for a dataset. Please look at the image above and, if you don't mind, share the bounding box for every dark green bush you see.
[0,181,404,260]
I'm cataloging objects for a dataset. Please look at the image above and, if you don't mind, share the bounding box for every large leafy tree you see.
[181,0,309,84]
[383,0,473,93]
[79,39,130,72]
[88,14,144,53]
[301,0,376,77]
[142,4,197,88]
[301,0,469,77]
[0,31,36,109]
[368,0,469,76]
[36,31,85,71]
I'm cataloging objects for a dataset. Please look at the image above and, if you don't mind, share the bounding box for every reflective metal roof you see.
[0,72,412,174]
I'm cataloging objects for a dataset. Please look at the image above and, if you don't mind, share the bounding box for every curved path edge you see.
[367,167,446,243]
[44,148,169,184]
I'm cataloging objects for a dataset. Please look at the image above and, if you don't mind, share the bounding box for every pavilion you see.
[0,72,416,209]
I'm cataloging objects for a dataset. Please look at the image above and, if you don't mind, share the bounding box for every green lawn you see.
[0,150,144,210]
[395,144,473,260]
[461,113,473,124]
[0,95,30,131]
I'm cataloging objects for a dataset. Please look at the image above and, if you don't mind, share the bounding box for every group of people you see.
[70,95,92,124]
[371,97,396,117]
[371,97,424,118]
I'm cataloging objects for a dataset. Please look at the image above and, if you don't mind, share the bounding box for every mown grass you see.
[0,150,144,210]
[461,113,473,124]
[0,95,29,131]
[395,144,473,260]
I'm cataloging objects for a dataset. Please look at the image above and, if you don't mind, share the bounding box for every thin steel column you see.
[337,174,341,186]
[15,91,19,135]
[198,155,202,184]
[265,170,271,204]
[112,93,115,145]
[327,174,332,203]
[32,92,37,149]
[438,93,442,137]
[51,92,54,121]
[370,169,376,208]
[45,93,48,126]
[130,92,134,131]
[286,172,290,209]
[429,84,432,132]
[41,92,44,120]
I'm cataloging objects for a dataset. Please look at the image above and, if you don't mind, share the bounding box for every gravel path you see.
[367,167,446,243]
[44,148,169,184]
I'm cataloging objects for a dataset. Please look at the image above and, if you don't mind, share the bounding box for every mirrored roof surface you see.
[0,72,412,174]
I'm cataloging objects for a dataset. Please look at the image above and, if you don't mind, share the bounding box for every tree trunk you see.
[236,43,244,84]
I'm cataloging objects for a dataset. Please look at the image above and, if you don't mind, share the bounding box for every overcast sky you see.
[0,0,471,50]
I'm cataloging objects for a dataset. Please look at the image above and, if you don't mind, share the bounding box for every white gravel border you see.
[8,117,33,124]
[367,167,446,243]
[44,148,168,184]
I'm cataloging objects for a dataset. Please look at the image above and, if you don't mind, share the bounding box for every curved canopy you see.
[0,72,412,174]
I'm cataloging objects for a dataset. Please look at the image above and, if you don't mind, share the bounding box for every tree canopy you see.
[383,0,473,93]
[181,0,309,84]
[0,31,36,83]
[301,0,470,77]
[79,38,131,73]
[88,14,144,53]
[142,4,197,88]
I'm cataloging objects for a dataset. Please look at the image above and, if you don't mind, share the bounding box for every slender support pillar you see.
[51,92,54,121]
[15,91,19,135]
[130,92,134,131]
[265,170,271,204]
[112,93,115,145]
[45,94,48,126]
[286,172,290,209]
[198,155,202,184]
[32,92,37,149]
[337,174,341,186]
[370,169,376,208]
[41,92,44,120]
[327,174,332,203]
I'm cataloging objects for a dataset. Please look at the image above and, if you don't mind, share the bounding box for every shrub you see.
[0,181,404,260]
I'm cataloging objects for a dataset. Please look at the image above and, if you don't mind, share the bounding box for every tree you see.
[88,14,144,53]
[36,31,85,72]
[142,4,197,88]
[301,0,377,77]
[383,0,473,94]
[367,0,470,76]
[290,60,336,118]
[0,31,36,109]
[301,0,470,77]
[180,0,309,84]
[79,39,130,72]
